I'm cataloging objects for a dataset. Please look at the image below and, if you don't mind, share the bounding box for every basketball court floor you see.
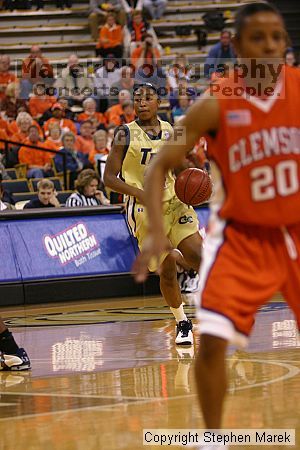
[0,294,299,450]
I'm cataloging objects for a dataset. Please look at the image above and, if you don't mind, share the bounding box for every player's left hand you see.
[132,232,172,282]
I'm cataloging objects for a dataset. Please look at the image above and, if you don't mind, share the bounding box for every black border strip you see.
[0,273,161,306]
[0,205,123,221]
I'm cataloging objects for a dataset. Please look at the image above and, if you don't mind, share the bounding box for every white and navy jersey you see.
[66,192,101,207]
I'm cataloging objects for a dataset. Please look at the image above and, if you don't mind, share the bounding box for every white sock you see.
[170,304,187,323]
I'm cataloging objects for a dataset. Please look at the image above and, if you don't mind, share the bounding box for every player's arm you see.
[104,127,145,204]
[133,95,220,281]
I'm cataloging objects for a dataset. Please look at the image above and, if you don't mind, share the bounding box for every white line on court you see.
[28,357,300,363]
[0,358,299,422]
[0,391,155,400]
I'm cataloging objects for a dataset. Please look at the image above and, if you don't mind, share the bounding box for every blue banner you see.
[196,207,210,230]
[0,224,21,282]
[0,208,210,283]
[1,214,136,281]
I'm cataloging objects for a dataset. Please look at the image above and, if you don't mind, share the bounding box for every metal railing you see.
[0,138,67,189]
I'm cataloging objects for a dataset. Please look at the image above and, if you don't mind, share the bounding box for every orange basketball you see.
[175,168,212,206]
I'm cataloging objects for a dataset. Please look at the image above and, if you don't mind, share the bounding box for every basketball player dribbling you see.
[104,83,203,345]
[134,3,300,449]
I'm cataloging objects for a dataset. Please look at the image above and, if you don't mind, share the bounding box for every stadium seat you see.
[14,164,27,179]
[2,179,30,193]
[12,192,38,203]
[57,190,73,204]
[5,168,17,179]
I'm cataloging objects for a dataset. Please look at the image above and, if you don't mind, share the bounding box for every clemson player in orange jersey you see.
[134,3,300,448]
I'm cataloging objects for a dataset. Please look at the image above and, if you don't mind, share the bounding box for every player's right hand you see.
[132,232,172,282]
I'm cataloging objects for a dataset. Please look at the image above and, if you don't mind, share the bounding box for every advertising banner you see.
[0,224,21,282]
[1,214,136,281]
[0,208,210,283]
[196,207,210,232]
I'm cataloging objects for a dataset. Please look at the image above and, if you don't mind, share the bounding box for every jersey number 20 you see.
[250,160,299,201]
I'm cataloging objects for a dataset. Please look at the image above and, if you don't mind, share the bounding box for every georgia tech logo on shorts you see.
[179,215,194,224]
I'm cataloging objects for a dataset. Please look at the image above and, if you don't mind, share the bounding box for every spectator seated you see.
[105,89,131,126]
[0,55,16,102]
[88,0,125,41]
[9,112,43,143]
[54,55,93,107]
[96,13,124,59]
[94,56,121,113]
[29,85,56,121]
[54,132,89,189]
[21,45,54,100]
[109,65,135,106]
[168,79,197,109]
[89,129,110,165]
[18,125,53,179]
[118,100,136,126]
[75,120,95,155]
[124,10,150,56]
[166,54,194,91]
[204,30,237,79]
[43,103,77,137]
[44,123,63,151]
[131,33,161,69]
[24,178,60,209]
[0,82,28,120]
[172,96,193,122]
[66,168,109,207]
[77,98,107,129]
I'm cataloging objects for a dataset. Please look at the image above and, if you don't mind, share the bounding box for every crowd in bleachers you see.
[0,0,202,210]
[0,0,299,209]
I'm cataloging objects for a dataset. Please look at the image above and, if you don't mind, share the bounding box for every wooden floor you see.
[0,294,299,450]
